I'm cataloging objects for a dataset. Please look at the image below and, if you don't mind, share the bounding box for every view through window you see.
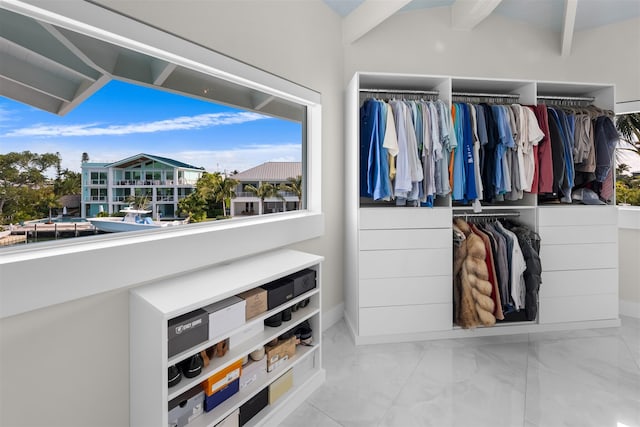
[0,7,306,247]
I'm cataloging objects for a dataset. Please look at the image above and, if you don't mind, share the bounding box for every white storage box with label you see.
[240,357,267,390]
[203,296,246,339]
[229,321,264,348]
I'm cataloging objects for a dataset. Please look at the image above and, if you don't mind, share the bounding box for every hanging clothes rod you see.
[453,211,521,218]
[537,95,595,102]
[360,88,439,95]
[452,92,520,99]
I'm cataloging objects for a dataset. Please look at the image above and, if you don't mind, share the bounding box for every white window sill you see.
[0,211,324,319]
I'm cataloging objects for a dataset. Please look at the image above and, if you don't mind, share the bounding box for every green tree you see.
[616,113,640,152]
[0,151,60,223]
[177,192,208,222]
[244,182,282,215]
[125,194,150,210]
[54,169,81,196]
[214,176,238,217]
[279,175,303,210]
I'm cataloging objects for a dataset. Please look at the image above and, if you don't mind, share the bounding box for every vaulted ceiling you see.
[326,0,640,56]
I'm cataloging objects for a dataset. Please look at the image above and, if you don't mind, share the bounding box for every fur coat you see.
[453,219,496,328]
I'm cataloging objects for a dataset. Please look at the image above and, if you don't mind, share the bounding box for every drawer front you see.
[540,243,617,271]
[359,207,451,230]
[540,269,618,298]
[359,248,451,279]
[538,206,617,227]
[538,225,617,245]
[360,228,451,250]
[539,293,618,324]
[359,304,453,336]
[360,275,452,307]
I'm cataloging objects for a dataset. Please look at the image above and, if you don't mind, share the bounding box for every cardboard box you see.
[289,269,316,297]
[264,336,296,372]
[239,357,267,390]
[239,387,268,426]
[215,408,239,427]
[229,321,264,349]
[202,359,242,397]
[204,378,239,413]
[268,369,293,405]
[260,279,294,310]
[168,309,209,358]
[237,288,267,320]
[203,296,246,340]
[168,388,204,427]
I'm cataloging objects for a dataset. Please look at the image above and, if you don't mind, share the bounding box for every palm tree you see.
[616,113,640,155]
[279,175,303,210]
[214,176,238,217]
[125,194,150,210]
[244,182,282,215]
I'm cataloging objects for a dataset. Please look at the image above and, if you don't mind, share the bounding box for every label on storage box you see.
[207,368,240,395]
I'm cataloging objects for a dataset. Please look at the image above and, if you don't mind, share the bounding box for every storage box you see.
[202,359,243,396]
[204,378,239,413]
[260,279,294,310]
[215,408,239,427]
[239,357,267,390]
[229,321,264,349]
[203,296,246,340]
[239,387,268,426]
[268,369,293,405]
[168,387,204,427]
[237,288,267,320]
[289,269,316,297]
[264,336,296,372]
[168,309,209,358]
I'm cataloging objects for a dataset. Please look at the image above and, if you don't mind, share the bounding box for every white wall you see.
[343,7,640,104]
[1,2,639,426]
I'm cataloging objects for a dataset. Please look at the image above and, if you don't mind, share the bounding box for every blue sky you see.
[0,80,302,174]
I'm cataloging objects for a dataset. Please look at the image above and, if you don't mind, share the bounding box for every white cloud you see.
[3,111,268,137]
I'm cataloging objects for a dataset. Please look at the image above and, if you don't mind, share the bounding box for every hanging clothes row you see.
[537,105,618,204]
[452,217,541,329]
[359,97,453,206]
[450,102,545,204]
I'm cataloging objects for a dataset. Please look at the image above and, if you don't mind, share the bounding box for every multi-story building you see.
[81,153,204,218]
[231,162,302,216]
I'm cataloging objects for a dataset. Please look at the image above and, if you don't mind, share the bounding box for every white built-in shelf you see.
[130,248,324,427]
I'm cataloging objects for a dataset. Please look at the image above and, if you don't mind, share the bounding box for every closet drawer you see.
[540,243,617,271]
[359,207,451,230]
[538,225,617,245]
[538,206,617,227]
[359,248,451,279]
[539,293,618,324]
[359,275,452,307]
[359,304,452,336]
[540,269,618,298]
[359,228,451,250]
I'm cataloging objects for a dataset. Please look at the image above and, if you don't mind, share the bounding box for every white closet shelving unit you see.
[130,249,324,427]
[345,71,620,345]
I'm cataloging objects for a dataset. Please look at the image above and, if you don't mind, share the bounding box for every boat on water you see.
[88,207,187,233]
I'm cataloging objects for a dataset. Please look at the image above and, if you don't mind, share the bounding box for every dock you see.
[7,222,98,243]
[0,234,27,246]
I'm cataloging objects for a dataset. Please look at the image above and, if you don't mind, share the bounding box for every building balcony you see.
[84,196,107,202]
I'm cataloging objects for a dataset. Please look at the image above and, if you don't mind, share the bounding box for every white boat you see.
[88,207,187,233]
[0,230,11,238]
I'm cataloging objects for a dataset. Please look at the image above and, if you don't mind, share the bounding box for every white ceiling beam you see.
[343,0,413,44]
[561,0,578,57]
[151,60,176,86]
[451,0,503,30]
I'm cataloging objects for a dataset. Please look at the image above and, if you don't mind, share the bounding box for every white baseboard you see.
[322,302,344,331]
[620,300,640,319]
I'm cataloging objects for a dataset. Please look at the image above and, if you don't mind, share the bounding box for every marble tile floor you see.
[281,316,640,427]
